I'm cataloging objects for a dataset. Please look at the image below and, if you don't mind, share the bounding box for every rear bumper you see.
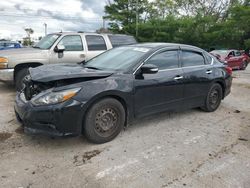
[0,69,14,82]
[224,76,232,98]
[14,92,85,137]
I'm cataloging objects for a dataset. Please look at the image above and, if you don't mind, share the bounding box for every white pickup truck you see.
[0,32,136,90]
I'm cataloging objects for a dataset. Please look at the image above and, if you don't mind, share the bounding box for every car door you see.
[134,49,185,117]
[50,35,86,64]
[234,50,244,68]
[85,35,108,61]
[226,51,239,68]
[180,49,214,108]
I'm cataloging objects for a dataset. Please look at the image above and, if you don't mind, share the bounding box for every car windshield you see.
[84,46,150,71]
[211,50,229,56]
[34,34,60,49]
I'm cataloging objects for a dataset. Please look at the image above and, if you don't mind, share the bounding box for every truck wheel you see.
[15,68,29,91]
[241,61,248,70]
[84,98,125,144]
[201,83,222,112]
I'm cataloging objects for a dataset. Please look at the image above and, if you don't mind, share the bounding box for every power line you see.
[0,13,104,22]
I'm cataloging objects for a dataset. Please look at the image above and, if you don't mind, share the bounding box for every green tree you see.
[104,0,149,34]
[105,0,250,50]
[24,28,34,46]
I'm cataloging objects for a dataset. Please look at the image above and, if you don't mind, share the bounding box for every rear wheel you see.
[201,83,222,112]
[84,98,125,144]
[15,68,29,91]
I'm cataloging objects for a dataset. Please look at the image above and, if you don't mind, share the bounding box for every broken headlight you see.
[31,88,81,106]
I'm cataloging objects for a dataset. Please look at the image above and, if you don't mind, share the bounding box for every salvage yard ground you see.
[0,67,250,188]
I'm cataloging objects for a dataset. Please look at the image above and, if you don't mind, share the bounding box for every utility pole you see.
[44,23,47,36]
[136,0,139,38]
[102,16,106,29]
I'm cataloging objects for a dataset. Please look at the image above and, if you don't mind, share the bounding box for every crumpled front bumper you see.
[14,92,85,137]
[0,69,14,82]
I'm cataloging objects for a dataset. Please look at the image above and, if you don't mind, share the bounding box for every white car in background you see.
[0,32,137,90]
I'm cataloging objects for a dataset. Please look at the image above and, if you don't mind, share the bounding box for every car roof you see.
[49,32,133,37]
[129,42,204,51]
[212,49,239,52]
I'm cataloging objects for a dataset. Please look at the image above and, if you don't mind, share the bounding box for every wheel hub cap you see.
[210,90,219,105]
[95,108,118,133]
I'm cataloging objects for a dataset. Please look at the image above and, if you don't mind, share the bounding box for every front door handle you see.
[206,70,212,74]
[80,54,86,58]
[174,75,183,80]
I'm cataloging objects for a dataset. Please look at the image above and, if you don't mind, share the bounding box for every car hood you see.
[29,64,114,82]
[0,47,43,57]
[210,52,226,60]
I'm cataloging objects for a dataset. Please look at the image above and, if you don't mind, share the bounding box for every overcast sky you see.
[0,0,107,40]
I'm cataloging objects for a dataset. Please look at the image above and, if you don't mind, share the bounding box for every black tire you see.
[201,83,222,112]
[15,68,29,91]
[241,61,248,70]
[84,98,126,144]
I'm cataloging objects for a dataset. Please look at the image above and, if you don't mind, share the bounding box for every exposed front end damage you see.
[14,64,114,137]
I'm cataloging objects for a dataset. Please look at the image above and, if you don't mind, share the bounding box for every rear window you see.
[181,51,205,67]
[86,35,107,51]
[108,35,137,48]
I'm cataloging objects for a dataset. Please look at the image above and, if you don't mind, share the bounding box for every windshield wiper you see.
[84,66,101,70]
[33,46,40,49]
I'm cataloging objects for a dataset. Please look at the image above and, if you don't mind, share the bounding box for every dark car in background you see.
[210,49,249,70]
[15,43,232,143]
[0,41,22,50]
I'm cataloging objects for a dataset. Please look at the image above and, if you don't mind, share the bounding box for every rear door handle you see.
[206,70,212,74]
[174,75,183,80]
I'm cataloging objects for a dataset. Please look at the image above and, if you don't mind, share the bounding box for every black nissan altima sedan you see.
[15,43,232,143]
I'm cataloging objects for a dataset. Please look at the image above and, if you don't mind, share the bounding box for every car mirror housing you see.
[141,64,159,74]
[54,45,65,53]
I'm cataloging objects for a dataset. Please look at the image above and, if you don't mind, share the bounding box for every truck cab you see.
[0,32,136,90]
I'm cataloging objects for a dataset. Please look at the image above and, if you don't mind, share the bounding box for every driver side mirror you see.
[141,64,159,74]
[54,45,65,53]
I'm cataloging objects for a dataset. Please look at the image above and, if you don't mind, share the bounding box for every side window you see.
[58,35,83,51]
[86,35,107,51]
[6,43,15,48]
[228,51,235,57]
[146,50,179,70]
[181,51,205,67]
[108,35,137,47]
[235,51,241,56]
[204,53,213,64]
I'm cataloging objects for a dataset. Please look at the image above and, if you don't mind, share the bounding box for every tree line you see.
[104,0,250,50]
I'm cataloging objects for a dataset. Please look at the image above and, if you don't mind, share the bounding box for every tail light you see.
[225,66,232,75]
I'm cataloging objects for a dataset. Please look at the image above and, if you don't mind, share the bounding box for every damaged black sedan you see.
[15,43,232,143]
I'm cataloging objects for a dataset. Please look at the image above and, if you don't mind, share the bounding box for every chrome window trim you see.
[181,64,211,69]
[158,67,182,72]
[211,57,214,65]
[133,48,214,75]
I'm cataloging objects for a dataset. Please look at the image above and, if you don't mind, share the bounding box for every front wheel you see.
[240,61,248,70]
[84,98,126,144]
[201,83,222,112]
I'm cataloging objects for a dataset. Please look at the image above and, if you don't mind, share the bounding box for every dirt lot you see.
[0,68,250,188]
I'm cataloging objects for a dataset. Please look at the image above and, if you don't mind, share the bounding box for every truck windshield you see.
[34,34,60,49]
[84,46,150,71]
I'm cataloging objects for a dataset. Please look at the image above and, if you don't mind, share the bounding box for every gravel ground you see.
[0,67,250,188]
